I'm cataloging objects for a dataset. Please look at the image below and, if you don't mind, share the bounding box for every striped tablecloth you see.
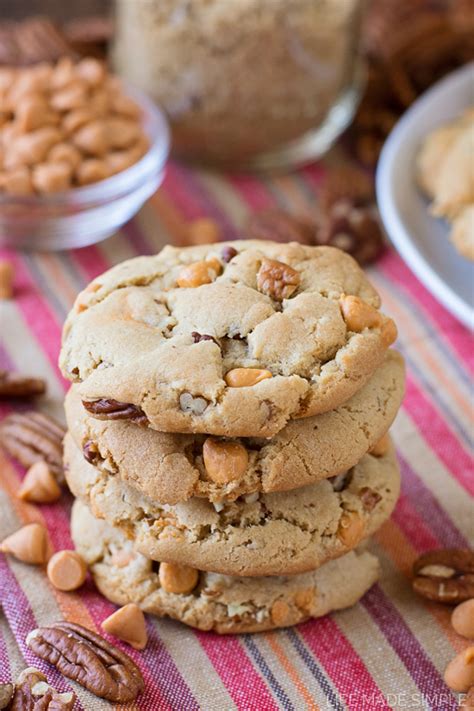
[0,158,473,711]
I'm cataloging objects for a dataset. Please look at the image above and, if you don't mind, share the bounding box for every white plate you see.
[376,63,474,329]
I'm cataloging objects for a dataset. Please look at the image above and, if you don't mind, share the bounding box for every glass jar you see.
[113,0,367,170]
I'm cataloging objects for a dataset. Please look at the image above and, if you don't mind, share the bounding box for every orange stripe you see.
[375,519,465,653]
[35,254,79,308]
[264,631,320,711]
[0,453,98,630]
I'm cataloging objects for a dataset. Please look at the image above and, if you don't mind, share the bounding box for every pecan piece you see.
[0,370,46,399]
[412,549,474,604]
[257,259,300,301]
[0,683,13,710]
[0,412,65,483]
[246,209,314,244]
[191,332,219,346]
[8,667,75,711]
[359,487,382,512]
[316,200,384,265]
[82,398,148,425]
[26,622,144,703]
[221,246,238,263]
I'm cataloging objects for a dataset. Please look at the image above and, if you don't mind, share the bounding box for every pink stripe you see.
[197,632,279,711]
[298,618,390,711]
[403,377,473,494]
[70,245,111,283]
[0,250,65,386]
[380,251,473,370]
[391,495,439,551]
[0,626,11,682]
[230,174,275,211]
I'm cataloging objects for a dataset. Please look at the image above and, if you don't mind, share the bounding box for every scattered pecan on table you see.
[412,549,474,604]
[0,411,65,483]
[26,622,144,703]
[0,370,46,399]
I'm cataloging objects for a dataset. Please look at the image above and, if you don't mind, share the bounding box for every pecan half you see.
[0,370,46,400]
[257,259,300,301]
[246,209,314,245]
[26,622,144,703]
[82,399,148,425]
[8,667,75,710]
[412,549,474,604]
[0,412,65,483]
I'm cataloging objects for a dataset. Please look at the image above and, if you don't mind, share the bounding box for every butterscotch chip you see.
[159,562,199,594]
[270,599,291,626]
[340,294,382,332]
[102,603,148,650]
[176,259,222,288]
[188,218,221,245]
[0,523,49,565]
[32,162,72,194]
[452,599,474,639]
[202,438,248,484]
[370,433,391,457]
[224,368,273,388]
[337,512,365,548]
[47,550,88,591]
[0,260,14,299]
[18,461,61,503]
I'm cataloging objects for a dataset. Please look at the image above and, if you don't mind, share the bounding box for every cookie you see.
[71,500,380,634]
[59,241,397,437]
[65,350,405,504]
[64,433,400,577]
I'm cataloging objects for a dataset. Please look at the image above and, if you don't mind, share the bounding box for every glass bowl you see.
[0,87,170,251]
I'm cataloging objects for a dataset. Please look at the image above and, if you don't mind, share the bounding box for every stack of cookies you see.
[59,240,405,634]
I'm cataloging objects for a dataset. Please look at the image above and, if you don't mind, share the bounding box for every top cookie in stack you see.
[60,241,397,438]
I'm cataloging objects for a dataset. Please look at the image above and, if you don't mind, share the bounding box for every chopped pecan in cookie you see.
[82,398,148,425]
[256,258,300,300]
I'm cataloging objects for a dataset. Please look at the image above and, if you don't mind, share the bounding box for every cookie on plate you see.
[65,350,404,504]
[64,433,400,577]
[71,500,380,634]
[60,241,397,437]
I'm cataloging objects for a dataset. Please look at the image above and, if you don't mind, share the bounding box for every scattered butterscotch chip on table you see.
[18,461,61,503]
[452,599,474,640]
[102,603,148,650]
[26,621,144,702]
[47,550,88,591]
[0,522,49,565]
